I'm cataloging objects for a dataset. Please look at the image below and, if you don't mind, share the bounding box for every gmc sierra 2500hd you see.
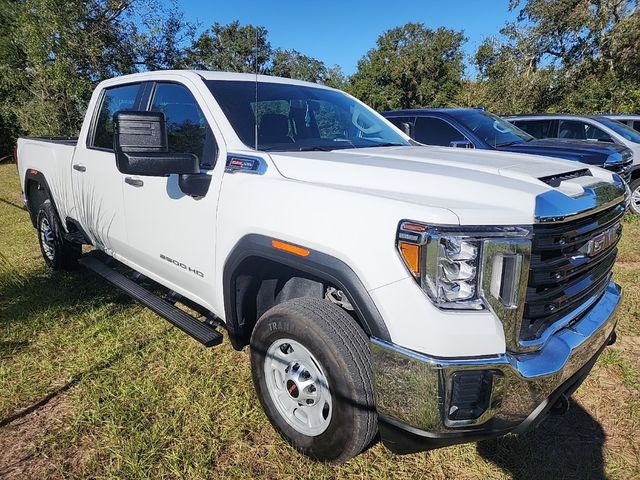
[17,71,626,463]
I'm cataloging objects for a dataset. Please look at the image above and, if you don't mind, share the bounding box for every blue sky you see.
[177,0,519,77]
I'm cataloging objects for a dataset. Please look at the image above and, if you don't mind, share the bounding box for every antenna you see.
[254,27,259,150]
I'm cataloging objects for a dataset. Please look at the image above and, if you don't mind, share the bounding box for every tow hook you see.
[608,331,617,346]
[549,393,570,415]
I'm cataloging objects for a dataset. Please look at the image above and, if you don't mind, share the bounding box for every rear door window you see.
[414,117,466,146]
[513,120,554,139]
[93,83,142,149]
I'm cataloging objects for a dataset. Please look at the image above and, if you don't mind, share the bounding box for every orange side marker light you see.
[271,239,310,257]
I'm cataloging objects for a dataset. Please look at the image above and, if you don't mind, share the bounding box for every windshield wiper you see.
[358,143,406,148]
[298,146,334,152]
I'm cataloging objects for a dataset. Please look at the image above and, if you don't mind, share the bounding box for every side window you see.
[150,83,217,168]
[558,120,588,140]
[513,120,553,139]
[93,84,141,149]
[386,116,414,135]
[633,121,640,133]
[414,117,466,146]
[585,124,613,142]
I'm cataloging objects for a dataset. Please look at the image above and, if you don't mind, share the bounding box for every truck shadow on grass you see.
[477,401,605,480]
[0,267,135,360]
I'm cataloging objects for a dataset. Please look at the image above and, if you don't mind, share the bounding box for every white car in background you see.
[603,114,640,133]
[507,114,640,214]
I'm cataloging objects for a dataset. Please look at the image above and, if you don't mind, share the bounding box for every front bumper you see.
[371,281,622,454]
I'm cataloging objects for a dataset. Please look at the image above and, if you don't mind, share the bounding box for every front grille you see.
[521,203,625,342]
[604,156,633,183]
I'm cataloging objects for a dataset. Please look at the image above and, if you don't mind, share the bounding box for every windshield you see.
[454,110,533,147]
[596,117,640,144]
[205,80,410,152]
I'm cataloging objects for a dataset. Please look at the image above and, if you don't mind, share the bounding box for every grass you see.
[0,161,639,479]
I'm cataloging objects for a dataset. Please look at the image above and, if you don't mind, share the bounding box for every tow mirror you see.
[113,111,211,197]
[449,140,474,149]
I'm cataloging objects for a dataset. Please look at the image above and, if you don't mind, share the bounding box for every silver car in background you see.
[506,114,640,214]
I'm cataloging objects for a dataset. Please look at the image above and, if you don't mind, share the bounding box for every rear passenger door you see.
[413,117,469,147]
[72,82,144,256]
[121,80,222,307]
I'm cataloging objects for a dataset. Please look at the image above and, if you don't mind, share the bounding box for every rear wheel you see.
[37,200,81,270]
[250,297,377,463]
[630,178,640,215]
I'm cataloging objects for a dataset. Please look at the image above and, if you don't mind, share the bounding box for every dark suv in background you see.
[382,109,634,185]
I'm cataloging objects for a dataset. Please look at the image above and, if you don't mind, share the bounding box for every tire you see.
[36,200,81,270]
[629,177,640,215]
[250,297,377,463]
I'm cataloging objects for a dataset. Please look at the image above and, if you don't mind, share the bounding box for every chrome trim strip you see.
[370,281,621,433]
[534,177,627,224]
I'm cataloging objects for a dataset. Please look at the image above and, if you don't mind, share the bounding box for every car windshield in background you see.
[597,117,640,144]
[205,80,409,152]
[455,110,533,147]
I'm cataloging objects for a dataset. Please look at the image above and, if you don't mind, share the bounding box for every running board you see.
[79,255,223,347]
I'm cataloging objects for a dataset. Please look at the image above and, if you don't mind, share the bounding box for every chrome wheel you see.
[264,338,332,436]
[631,183,640,215]
[39,216,55,261]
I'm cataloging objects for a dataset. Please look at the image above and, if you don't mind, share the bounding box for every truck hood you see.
[498,138,630,165]
[268,146,610,225]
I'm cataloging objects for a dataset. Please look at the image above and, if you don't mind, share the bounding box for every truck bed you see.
[20,136,78,146]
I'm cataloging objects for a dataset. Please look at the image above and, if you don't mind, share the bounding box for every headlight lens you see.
[397,222,531,311]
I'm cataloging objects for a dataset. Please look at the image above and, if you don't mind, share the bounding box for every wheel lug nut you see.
[293,363,299,371]
[306,399,314,405]
[308,385,316,393]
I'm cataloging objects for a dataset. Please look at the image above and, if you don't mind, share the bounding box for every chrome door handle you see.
[125,177,144,187]
[73,164,86,172]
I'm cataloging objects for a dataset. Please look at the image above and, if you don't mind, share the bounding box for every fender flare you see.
[23,169,59,228]
[223,234,391,349]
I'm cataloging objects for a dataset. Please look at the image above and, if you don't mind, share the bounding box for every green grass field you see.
[0,162,638,479]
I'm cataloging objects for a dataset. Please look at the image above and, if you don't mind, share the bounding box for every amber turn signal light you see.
[398,241,421,277]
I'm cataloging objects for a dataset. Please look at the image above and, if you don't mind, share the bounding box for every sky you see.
[178,0,519,77]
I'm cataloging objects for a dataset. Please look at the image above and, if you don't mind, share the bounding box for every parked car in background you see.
[381,108,633,184]
[506,114,640,214]
[602,114,640,133]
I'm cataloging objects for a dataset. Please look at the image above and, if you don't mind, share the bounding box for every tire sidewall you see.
[630,178,640,215]
[37,202,61,269]
[250,309,365,461]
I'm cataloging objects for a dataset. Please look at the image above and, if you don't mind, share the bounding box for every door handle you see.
[125,177,144,187]
[73,164,86,172]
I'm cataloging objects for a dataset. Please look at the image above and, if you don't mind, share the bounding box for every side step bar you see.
[79,255,223,347]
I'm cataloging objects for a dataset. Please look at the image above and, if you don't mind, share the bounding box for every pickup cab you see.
[16,71,626,463]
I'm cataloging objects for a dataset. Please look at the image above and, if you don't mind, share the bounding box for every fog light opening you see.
[447,370,495,423]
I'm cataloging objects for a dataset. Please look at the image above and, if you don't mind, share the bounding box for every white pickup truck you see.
[16,71,626,462]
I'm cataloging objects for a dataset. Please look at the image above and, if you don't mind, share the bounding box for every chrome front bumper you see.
[371,281,622,437]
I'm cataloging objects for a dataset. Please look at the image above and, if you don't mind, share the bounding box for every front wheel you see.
[250,297,377,463]
[629,178,640,215]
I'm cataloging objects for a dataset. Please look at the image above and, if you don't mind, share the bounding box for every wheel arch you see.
[223,234,391,350]
[24,170,58,228]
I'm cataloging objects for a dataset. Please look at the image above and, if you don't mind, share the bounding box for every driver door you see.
[121,81,222,307]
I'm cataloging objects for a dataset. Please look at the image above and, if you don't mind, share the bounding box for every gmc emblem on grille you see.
[580,223,621,257]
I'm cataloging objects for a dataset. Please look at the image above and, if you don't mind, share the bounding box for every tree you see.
[348,23,466,110]
[185,21,272,73]
[473,0,640,113]
[0,0,193,154]
[270,49,328,83]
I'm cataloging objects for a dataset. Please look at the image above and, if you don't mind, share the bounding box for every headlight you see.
[605,152,623,165]
[397,221,531,311]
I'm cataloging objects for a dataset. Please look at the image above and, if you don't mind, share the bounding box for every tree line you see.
[1,0,638,158]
